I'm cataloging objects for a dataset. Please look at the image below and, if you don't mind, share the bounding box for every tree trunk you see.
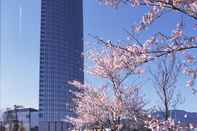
[163,87,169,120]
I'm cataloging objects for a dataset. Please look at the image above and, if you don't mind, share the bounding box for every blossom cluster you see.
[98,0,197,31]
[67,81,145,129]
[88,45,147,79]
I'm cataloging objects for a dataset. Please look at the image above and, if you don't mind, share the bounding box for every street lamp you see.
[184,114,187,123]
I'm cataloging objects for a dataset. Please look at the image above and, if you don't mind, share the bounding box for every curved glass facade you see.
[39,0,83,130]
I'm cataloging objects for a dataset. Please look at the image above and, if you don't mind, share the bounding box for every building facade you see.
[3,107,39,131]
[39,0,83,131]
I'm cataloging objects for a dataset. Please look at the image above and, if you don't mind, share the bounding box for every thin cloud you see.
[19,5,22,34]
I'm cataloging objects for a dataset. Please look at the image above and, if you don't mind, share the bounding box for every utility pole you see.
[29,109,31,131]
[13,105,19,131]
[13,105,23,131]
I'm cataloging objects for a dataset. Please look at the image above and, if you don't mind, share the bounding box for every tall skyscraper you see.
[39,0,83,131]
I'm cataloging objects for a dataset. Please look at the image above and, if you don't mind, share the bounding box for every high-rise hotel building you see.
[39,0,83,131]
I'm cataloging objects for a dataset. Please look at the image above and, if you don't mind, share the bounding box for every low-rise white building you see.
[3,107,38,131]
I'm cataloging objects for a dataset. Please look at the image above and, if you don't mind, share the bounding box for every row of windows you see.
[40,47,80,54]
[39,103,75,113]
[39,104,69,112]
[40,34,70,41]
[39,112,68,121]
[40,41,69,47]
[39,73,82,81]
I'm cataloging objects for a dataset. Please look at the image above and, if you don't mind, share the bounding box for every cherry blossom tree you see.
[68,0,196,130]
[66,47,147,130]
[95,0,197,93]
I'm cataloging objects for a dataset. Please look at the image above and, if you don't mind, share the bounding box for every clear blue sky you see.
[1,0,197,112]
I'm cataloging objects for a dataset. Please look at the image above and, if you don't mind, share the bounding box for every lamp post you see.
[184,113,188,130]
[184,114,187,123]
